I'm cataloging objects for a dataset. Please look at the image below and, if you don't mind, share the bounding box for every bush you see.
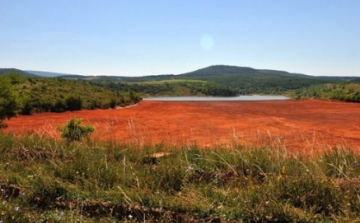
[51,99,66,113]
[65,96,82,111]
[109,98,117,109]
[57,118,95,141]
[21,100,33,115]
[0,74,19,127]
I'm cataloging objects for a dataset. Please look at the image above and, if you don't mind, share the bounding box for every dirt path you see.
[5,100,360,154]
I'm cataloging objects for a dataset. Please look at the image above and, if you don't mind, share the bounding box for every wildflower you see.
[14,206,19,212]
[128,214,133,220]
[21,192,26,197]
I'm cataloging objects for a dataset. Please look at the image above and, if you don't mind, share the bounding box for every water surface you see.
[144,95,290,101]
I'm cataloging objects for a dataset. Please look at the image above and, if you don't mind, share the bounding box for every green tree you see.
[65,96,82,111]
[109,98,117,108]
[129,90,142,103]
[0,75,18,128]
[51,99,67,113]
[57,118,95,141]
[21,100,33,115]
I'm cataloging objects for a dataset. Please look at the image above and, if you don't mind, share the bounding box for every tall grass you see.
[1,131,360,222]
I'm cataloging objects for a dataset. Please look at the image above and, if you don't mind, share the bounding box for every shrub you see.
[0,74,19,128]
[109,98,117,109]
[129,90,142,104]
[21,100,33,115]
[65,96,82,111]
[57,118,95,141]
[51,99,66,113]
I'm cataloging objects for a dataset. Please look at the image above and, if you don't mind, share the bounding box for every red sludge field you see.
[5,99,360,155]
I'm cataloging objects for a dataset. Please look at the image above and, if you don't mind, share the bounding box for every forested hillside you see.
[3,65,360,98]
[0,73,141,116]
[287,83,360,102]
[93,80,237,97]
[0,68,38,77]
[53,65,360,95]
[179,65,360,94]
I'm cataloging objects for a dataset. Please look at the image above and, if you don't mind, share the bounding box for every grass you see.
[1,131,360,222]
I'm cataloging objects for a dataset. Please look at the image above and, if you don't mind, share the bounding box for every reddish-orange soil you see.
[5,100,360,154]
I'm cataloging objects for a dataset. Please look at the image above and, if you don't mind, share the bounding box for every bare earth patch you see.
[5,99,360,155]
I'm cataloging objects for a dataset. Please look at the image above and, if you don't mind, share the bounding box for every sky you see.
[1,0,360,77]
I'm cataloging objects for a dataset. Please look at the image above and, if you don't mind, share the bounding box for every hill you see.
[26,70,83,78]
[287,82,360,102]
[83,65,360,95]
[181,65,259,76]
[177,65,360,94]
[0,72,141,115]
[0,68,39,77]
[3,65,360,96]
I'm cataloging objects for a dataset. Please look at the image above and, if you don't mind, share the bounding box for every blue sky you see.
[1,1,359,76]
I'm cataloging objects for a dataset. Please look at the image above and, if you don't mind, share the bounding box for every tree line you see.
[287,83,360,102]
[91,80,238,97]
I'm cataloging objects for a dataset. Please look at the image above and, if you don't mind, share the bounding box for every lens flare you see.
[200,34,214,51]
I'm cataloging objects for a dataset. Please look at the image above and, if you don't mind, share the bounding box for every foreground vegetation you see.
[1,131,360,222]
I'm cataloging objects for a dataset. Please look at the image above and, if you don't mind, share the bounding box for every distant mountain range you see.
[0,68,39,77]
[0,69,84,78]
[1,65,359,94]
[1,65,358,80]
[26,70,83,77]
